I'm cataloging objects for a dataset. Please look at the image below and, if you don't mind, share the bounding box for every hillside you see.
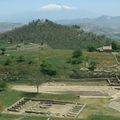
[0,22,23,33]
[0,43,117,83]
[0,19,112,49]
[57,16,120,39]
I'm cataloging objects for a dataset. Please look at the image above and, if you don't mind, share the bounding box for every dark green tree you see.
[68,49,84,64]
[0,81,7,91]
[0,48,6,55]
[112,42,117,50]
[87,45,96,52]
[17,55,25,63]
[40,60,57,76]
[33,72,45,94]
[4,59,11,66]
[72,49,83,58]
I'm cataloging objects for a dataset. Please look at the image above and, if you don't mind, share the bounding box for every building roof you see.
[97,45,112,51]
[102,46,112,50]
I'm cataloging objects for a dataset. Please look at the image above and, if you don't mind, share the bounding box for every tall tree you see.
[112,41,117,50]
[33,72,45,94]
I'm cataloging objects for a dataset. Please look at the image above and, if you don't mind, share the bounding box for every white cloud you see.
[40,4,76,11]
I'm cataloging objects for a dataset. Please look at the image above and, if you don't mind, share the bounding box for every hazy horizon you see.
[0,0,120,22]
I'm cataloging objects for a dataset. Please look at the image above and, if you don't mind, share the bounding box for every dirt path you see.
[11,83,120,98]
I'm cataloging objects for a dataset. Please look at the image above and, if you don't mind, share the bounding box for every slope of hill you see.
[57,16,120,39]
[0,22,23,33]
[0,19,112,49]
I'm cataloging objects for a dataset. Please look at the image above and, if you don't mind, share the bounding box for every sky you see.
[0,0,120,22]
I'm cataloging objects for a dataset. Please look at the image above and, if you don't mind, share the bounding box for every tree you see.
[17,55,25,63]
[0,80,7,91]
[72,49,83,58]
[112,42,117,50]
[40,60,57,76]
[88,59,97,71]
[4,59,11,66]
[0,48,6,55]
[87,45,96,52]
[34,77,42,94]
[33,72,47,94]
[68,49,84,64]
[72,25,80,29]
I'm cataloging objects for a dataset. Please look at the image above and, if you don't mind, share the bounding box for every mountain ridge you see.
[57,15,120,39]
[0,22,24,33]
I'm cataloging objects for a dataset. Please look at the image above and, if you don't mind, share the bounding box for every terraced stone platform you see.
[4,98,86,118]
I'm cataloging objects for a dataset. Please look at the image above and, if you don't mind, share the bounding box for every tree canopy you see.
[0,19,113,49]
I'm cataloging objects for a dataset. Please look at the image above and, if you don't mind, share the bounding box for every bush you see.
[4,59,11,66]
[68,49,84,64]
[17,55,25,63]
[70,68,81,79]
[28,60,33,65]
[40,60,57,76]
[68,57,83,64]
[0,80,7,90]
[72,49,83,58]
[88,59,97,71]
[112,41,117,50]
[87,45,96,52]
[0,47,6,55]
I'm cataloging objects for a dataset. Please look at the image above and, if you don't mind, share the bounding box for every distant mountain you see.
[57,16,120,39]
[0,19,112,49]
[0,22,24,33]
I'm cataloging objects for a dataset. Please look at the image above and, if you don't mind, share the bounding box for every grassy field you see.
[0,43,117,84]
[0,114,120,120]
[82,51,116,68]
[1,114,120,120]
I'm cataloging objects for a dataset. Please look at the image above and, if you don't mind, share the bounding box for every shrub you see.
[68,57,83,64]
[17,55,25,63]
[40,60,57,76]
[28,60,33,64]
[68,49,84,64]
[0,47,6,55]
[72,49,83,58]
[4,59,11,66]
[88,59,97,71]
[112,41,117,50]
[0,80,7,90]
[70,68,81,79]
[87,45,96,52]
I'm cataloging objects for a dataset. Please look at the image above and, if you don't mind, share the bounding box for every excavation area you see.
[5,98,85,118]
